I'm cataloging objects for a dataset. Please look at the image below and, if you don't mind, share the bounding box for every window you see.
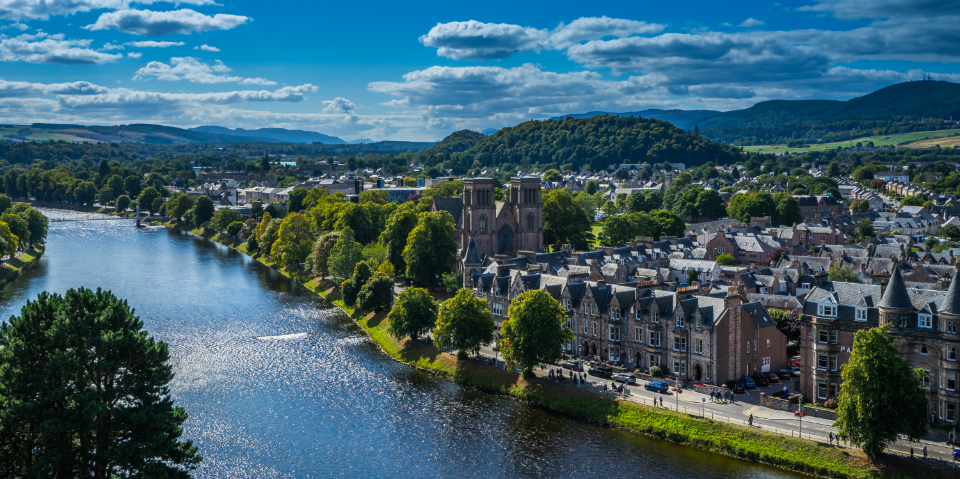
[649,331,661,347]
[920,344,929,355]
[919,314,932,329]
[526,214,535,232]
[609,326,620,341]
[767,339,771,349]
[592,322,596,337]
[612,307,620,320]
[948,403,957,423]
[673,360,687,376]
[583,320,587,335]
[635,327,642,343]
[818,304,836,317]
[673,336,686,352]
[899,315,908,328]
[609,348,617,362]
[716,246,725,254]
[492,303,503,316]
[584,303,588,315]
[818,382,827,399]
[478,215,488,234]
[696,317,702,331]
[855,307,867,321]
[949,322,958,334]
[762,357,770,368]
[830,330,838,344]
[948,346,957,362]
[746,341,751,353]
[818,330,829,344]
[651,311,658,323]
[801,283,811,289]
[799,233,804,239]
[635,308,642,321]
[590,304,595,316]
[921,369,930,389]
[829,383,838,399]
[818,354,828,370]
[649,354,660,367]
[830,355,838,372]
[695,338,704,354]
[948,372,957,391]
[675,315,683,328]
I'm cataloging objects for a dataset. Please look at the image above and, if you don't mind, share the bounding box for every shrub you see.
[246,236,258,252]
[341,279,357,305]
[648,365,665,377]
[356,273,393,312]
[824,397,838,409]
[226,221,243,237]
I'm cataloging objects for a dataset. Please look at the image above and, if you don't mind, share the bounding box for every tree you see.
[258,218,283,257]
[403,211,458,287]
[827,263,861,283]
[193,196,215,226]
[939,223,960,239]
[271,213,314,266]
[584,180,599,195]
[498,290,573,375]
[901,195,925,207]
[226,221,244,237]
[15,207,47,245]
[342,261,371,306]
[695,189,726,219]
[652,210,685,237]
[98,158,110,178]
[311,231,341,278]
[73,181,98,205]
[124,175,142,198]
[287,187,308,214]
[433,289,495,359]
[826,161,840,176]
[716,253,735,265]
[98,187,115,204]
[0,213,29,251]
[923,235,939,249]
[0,288,201,477]
[0,222,18,258]
[686,268,699,285]
[115,195,131,213]
[849,199,870,214]
[768,308,802,342]
[388,287,439,341]
[356,272,393,312]
[773,192,803,226]
[856,218,875,239]
[542,189,593,251]
[210,208,242,233]
[542,169,562,182]
[835,324,927,456]
[165,193,193,221]
[328,227,363,281]
[575,191,597,221]
[379,203,419,274]
[137,187,161,214]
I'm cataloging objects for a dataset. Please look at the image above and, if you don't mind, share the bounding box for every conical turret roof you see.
[464,238,482,264]
[940,268,960,315]
[878,265,913,310]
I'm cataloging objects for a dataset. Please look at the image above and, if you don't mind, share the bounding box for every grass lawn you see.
[740,129,960,153]
[590,222,604,246]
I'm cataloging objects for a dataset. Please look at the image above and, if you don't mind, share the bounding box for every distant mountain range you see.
[6,123,356,145]
[551,109,719,130]
[189,126,347,144]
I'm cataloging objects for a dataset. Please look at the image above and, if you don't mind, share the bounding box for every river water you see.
[0,210,811,478]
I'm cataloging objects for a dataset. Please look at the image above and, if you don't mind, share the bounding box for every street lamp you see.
[702,397,706,418]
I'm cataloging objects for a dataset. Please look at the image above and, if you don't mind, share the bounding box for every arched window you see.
[479,215,488,234]
[526,213,535,232]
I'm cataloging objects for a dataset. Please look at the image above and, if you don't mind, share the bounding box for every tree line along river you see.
[0,209,813,478]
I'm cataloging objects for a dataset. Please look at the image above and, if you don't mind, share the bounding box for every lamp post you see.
[702,397,706,418]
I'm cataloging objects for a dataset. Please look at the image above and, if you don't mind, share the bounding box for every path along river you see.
[0,210,813,478]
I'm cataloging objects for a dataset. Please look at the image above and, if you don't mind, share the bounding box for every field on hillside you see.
[740,129,960,153]
[902,135,960,148]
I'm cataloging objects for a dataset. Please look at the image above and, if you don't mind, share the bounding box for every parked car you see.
[743,376,756,388]
[560,360,575,370]
[732,382,746,394]
[589,365,613,378]
[767,372,780,383]
[790,366,800,375]
[751,374,769,387]
[776,369,792,380]
[644,381,669,393]
[612,373,636,384]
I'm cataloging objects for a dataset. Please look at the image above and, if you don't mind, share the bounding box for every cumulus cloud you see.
[58,84,318,114]
[738,18,764,27]
[101,42,124,50]
[126,40,184,48]
[0,0,219,21]
[419,17,665,60]
[1,22,29,31]
[238,77,276,85]
[194,44,219,52]
[127,51,141,58]
[85,9,249,36]
[0,79,109,98]
[0,32,123,64]
[799,0,959,19]
[134,57,242,83]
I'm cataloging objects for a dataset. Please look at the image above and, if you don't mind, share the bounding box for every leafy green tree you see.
[311,231,341,278]
[329,227,363,281]
[727,192,777,223]
[599,214,636,246]
[72,181,98,205]
[628,192,647,213]
[826,161,840,176]
[0,213,29,251]
[271,213,314,266]
[106,174,125,194]
[258,218,283,257]
[124,175,143,198]
[152,197,165,214]
[828,263,861,283]
[575,191,597,220]
[686,269,699,285]
[652,210,685,237]
[773,192,803,226]
[584,180,599,195]
[403,211,458,287]
[695,189,727,219]
[939,223,960,239]
[137,187,161,214]
[433,289,495,359]
[498,290,572,375]
[542,169,562,182]
[342,261,371,306]
[193,196,215,226]
[226,221,243,237]
[923,235,939,249]
[264,203,286,219]
[210,208,242,234]
[98,187,115,204]
[835,324,927,456]
[388,287,439,341]
[15,207,47,245]
[900,195,925,207]
[0,222,18,258]
[115,195,131,213]
[356,272,393,312]
[542,188,593,251]
[0,288,201,477]
[856,218,876,239]
[287,187,308,214]
[379,203,419,274]
[716,253,735,265]
[165,193,193,220]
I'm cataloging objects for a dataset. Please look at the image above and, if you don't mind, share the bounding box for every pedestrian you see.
[828,432,833,445]
[923,446,927,460]
[748,414,754,426]
[910,447,914,458]
[659,394,663,407]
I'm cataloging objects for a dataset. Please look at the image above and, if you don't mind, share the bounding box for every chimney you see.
[561,244,572,254]
[589,259,604,281]
[596,279,606,288]
[725,284,742,309]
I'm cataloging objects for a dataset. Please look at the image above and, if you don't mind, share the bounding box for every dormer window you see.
[818,304,837,317]
[919,314,932,329]
[612,307,620,320]
[635,308,641,321]
[855,307,867,321]
[696,317,702,331]
[676,315,684,328]
[651,311,658,323]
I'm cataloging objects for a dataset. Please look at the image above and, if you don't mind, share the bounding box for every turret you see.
[877,265,913,327]
[462,238,483,288]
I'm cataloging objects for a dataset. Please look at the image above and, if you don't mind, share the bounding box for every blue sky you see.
[1,0,958,141]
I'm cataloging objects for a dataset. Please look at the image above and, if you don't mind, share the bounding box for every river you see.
[0,210,811,478]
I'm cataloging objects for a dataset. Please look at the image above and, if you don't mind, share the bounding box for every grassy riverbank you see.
[0,244,45,288]
[159,220,948,479]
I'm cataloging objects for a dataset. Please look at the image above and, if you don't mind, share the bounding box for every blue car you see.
[743,377,756,388]
[644,381,669,393]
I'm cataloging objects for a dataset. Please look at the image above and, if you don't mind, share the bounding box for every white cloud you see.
[0,32,123,64]
[1,22,29,31]
[85,9,249,36]
[799,0,958,20]
[0,0,219,21]
[127,51,141,58]
[738,18,764,27]
[721,22,733,27]
[134,57,279,86]
[238,77,276,85]
[126,40,184,48]
[419,17,666,60]
[194,44,219,52]
[0,79,109,97]
[101,42,124,50]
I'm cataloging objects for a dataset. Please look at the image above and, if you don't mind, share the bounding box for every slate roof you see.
[939,269,960,315]
[878,266,914,310]
[433,197,463,228]
[464,238,482,264]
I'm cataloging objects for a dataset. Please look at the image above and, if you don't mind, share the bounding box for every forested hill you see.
[422,115,744,173]
[417,129,485,165]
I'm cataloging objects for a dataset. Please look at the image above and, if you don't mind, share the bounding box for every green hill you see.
[418,129,485,165]
[424,115,744,173]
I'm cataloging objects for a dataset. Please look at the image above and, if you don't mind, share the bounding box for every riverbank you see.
[157,220,947,479]
[0,244,45,289]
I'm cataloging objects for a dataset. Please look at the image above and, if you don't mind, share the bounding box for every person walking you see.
[922,446,927,461]
[828,432,833,445]
[658,394,663,407]
[748,414,754,427]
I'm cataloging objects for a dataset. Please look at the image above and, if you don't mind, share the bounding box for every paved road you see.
[473,343,959,467]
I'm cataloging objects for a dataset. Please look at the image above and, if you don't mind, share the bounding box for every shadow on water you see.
[0,209,814,479]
